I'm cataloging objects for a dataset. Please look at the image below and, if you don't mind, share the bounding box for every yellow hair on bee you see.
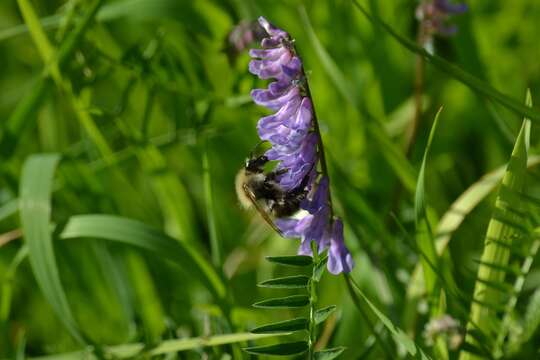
[235,169,253,209]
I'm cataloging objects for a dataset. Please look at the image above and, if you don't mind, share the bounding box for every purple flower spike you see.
[249,17,354,275]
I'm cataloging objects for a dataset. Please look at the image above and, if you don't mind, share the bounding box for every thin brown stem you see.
[0,229,22,247]
[404,23,427,157]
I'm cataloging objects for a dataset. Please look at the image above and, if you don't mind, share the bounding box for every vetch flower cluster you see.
[248,17,354,275]
[416,0,468,43]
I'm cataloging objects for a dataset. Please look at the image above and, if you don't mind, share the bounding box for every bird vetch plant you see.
[240,16,353,358]
[248,16,354,275]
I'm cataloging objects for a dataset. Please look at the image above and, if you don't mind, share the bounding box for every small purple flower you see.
[416,0,468,38]
[434,0,467,15]
[327,220,355,274]
[249,17,354,274]
[224,20,266,65]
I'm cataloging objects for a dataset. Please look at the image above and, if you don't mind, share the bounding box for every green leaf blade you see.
[314,347,346,360]
[265,255,313,267]
[19,153,84,344]
[60,214,226,299]
[258,275,310,289]
[462,94,532,360]
[243,341,308,356]
[250,317,308,334]
[253,295,310,309]
[314,305,337,325]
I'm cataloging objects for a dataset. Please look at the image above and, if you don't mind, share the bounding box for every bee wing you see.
[242,183,283,236]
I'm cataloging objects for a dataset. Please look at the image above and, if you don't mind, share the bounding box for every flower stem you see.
[300,66,335,216]
[308,241,320,359]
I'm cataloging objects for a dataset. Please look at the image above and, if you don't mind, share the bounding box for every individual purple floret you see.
[248,16,354,275]
[416,0,468,37]
[224,20,266,65]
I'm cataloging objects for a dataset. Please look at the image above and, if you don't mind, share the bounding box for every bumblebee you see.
[235,154,308,234]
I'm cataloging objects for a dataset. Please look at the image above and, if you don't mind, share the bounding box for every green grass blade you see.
[299,6,417,192]
[89,243,134,332]
[30,332,289,359]
[0,0,193,43]
[351,0,540,122]
[2,0,103,158]
[407,155,540,299]
[16,0,60,81]
[202,140,221,267]
[436,156,540,255]
[520,288,540,344]
[0,245,28,321]
[367,122,417,192]
[19,154,84,343]
[124,252,165,342]
[496,194,540,350]
[60,214,226,299]
[137,145,198,243]
[0,199,19,223]
[346,275,432,359]
[461,98,531,360]
[21,0,115,166]
[415,107,443,297]
[299,6,357,108]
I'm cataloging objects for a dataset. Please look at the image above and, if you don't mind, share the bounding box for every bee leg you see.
[266,168,288,181]
[286,173,311,197]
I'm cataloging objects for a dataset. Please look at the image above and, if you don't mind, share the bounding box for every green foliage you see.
[60,214,226,299]
[244,341,309,356]
[314,306,337,325]
[258,275,310,289]
[266,255,313,267]
[461,94,533,360]
[253,295,310,309]
[313,347,345,360]
[246,252,340,358]
[346,275,432,360]
[250,318,308,334]
[20,154,83,344]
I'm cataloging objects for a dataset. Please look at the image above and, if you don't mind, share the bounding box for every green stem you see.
[203,137,221,267]
[302,70,334,216]
[308,241,320,359]
[290,30,334,216]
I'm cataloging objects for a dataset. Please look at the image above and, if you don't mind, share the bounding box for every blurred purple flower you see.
[223,20,266,65]
[416,0,468,38]
[249,16,354,274]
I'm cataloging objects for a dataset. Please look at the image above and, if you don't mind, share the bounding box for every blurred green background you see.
[1,0,540,359]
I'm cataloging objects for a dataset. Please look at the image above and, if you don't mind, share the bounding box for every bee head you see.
[245,155,268,173]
